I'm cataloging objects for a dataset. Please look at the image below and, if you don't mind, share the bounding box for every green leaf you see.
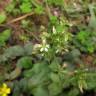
[0,43,33,63]
[50,16,58,24]
[12,81,21,96]
[20,2,32,13]
[48,82,62,96]
[4,45,25,59]
[24,43,33,55]
[77,31,89,42]
[71,49,81,57]
[5,3,15,13]
[49,58,61,72]
[17,56,33,69]
[26,63,50,89]
[19,78,28,92]
[0,29,11,46]
[34,6,44,14]
[31,63,49,74]
[0,12,6,24]
[67,88,79,96]
[23,68,34,78]
[86,73,96,90]
[50,73,60,83]
[87,45,94,53]
[32,86,49,96]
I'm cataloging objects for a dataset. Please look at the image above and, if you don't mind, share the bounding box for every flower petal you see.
[44,48,48,52]
[40,48,44,52]
[46,45,50,48]
[0,91,3,94]
[5,88,11,94]
[3,83,7,88]
[2,93,7,96]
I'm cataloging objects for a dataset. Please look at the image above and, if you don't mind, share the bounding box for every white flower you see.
[40,44,50,52]
[40,47,48,52]
[34,38,50,53]
[52,26,57,34]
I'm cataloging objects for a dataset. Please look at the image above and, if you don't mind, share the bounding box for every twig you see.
[7,12,34,24]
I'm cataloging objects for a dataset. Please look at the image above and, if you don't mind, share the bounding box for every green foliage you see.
[0,0,96,96]
[67,88,79,96]
[34,5,44,14]
[23,60,96,96]
[0,43,33,63]
[0,12,6,24]
[32,86,49,96]
[48,82,63,95]
[17,56,33,69]
[47,0,64,6]
[38,17,72,57]
[49,16,58,24]
[1,42,96,96]
[20,2,32,13]
[5,3,16,13]
[73,30,96,53]
[5,0,45,15]
[0,29,11,46]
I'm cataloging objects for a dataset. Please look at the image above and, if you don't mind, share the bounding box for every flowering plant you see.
[0,83,11,96]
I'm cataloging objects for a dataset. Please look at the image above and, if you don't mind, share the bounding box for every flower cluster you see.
[33,39,50,53]
[0,83,11,96]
